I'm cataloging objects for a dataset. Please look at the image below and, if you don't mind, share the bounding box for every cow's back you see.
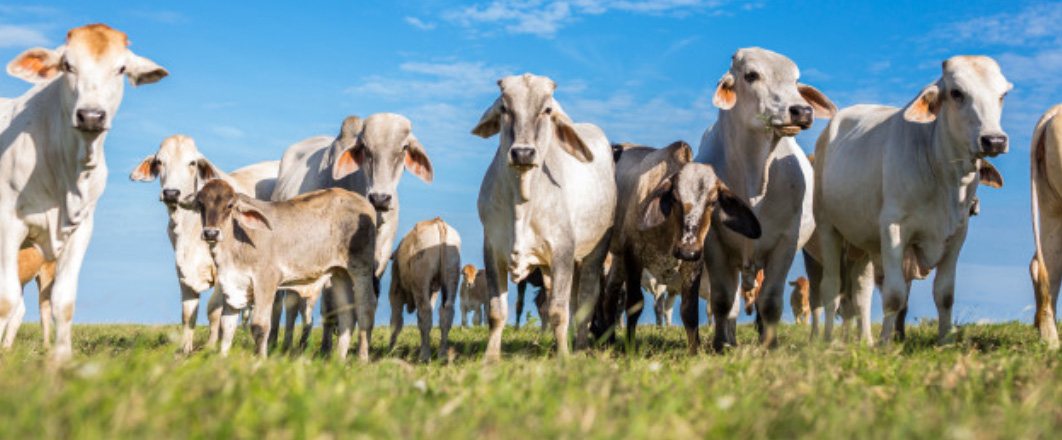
[395,219,461,294]
[272,136,359,201]
[231,160,280,201]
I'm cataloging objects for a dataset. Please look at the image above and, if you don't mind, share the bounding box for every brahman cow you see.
[473,73,617,360]
[130,134,278,354]
[198,180,376,360]
[694,48,835,351]
[460,265,488,327]
[598,141,759,350]
[387,218,461,362]
[0,24,168,360]
[814,56,1011,345]
[1030,104,1062,348]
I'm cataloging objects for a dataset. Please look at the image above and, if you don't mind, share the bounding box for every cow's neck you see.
[926,112,979,227]
[505,164,544,282]
[36,81,109,254]
[718,111,775,203]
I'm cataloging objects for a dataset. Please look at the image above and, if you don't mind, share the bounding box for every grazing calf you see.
[642,270,678,327]
[197,180,376,360]
[600,141,759,351]
[474,74,617,360]
[695,48,835,351]
[131,134,279,354]
[387,218,461,362]
[0,24,168,360]
[0,248,55,349]
[815,56,1011,345]
[789,277,810,324]
[460,265,488,326]
[1031,104,1062,348]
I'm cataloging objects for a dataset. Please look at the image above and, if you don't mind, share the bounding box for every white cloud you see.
[0,24,50,48]
[404,16,436,30]
[210,125,245,139]
[127,10,188,24]
[444,0,748,38]
[937,3,1062,47]
[346,61,513,100]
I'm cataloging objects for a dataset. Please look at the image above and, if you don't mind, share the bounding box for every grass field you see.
[0,321,1059,439]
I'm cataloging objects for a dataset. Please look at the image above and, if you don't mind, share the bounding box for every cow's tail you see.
[1032,108,1061,346]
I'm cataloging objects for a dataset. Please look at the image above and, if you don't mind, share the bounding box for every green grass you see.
[0,321,1060,439]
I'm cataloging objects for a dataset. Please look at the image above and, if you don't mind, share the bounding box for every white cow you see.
[695,48,835,352]
[1030,105,1062,348]
[473,74,617,360]
[815,56,1011,345]
[0,24,168,361]
[130,134,278,354]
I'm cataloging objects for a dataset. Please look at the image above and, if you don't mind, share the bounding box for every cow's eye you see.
[189,161,196,167]
[227,203,234,209]
[950,89,964,102]
[62,60,76,74]
[543,107,552,115]
[117,66,126,75]
[500,105,509,115]
[744,71,760,83]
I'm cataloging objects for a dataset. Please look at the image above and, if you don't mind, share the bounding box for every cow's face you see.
[713,48,836,137]
[904,56,1012,158]
[6,24,168,133]
[130,135,221,208]
[639,151,761,261]
[332,113,433,212]
[196,180,270,244]
[472,74,594,171]
[462,264,478,288]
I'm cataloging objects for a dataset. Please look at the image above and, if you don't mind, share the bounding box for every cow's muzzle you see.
[509,147,536,167]
[75,108,107,132]
[161,189,180,205]
[789,105,814,129]
[979,134,1008,157]
[202,228,221,242]
[673,247,702,262]
[368,193,392,211]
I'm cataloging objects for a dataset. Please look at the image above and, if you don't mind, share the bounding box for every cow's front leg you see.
[483,242,509,363]
[1,297,25,350]
[933,227,968,345]
[0,222,27,356]
[250,279,280,358]
[847,256,875,345]
[50,215,93,363]
[546,244,576,359]
[759,240,799,348]
[817,224,845,343]
[298,294,317,354]
[414,288,433,363]
[350,270,377,362]
[219,303,239,356]
[703,235,740,352]
[205,288,223,349]
[178,283,200,354]
[878,222,908,345]
[573,235,610,351]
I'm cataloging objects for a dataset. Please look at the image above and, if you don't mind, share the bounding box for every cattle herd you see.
[0,23,1054,364]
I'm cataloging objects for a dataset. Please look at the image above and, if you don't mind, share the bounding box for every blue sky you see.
[0,0,1058,327]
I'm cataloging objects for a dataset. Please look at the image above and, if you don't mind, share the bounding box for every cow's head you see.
[904,56,1012,158]
[472,73,593,171]
[332,113,433,212]
[462,264,479,287]
[130,135,222,208]
[6,23,168,133]
[639,143,761,261]
[196,180,270,244]
[713,48,835,137]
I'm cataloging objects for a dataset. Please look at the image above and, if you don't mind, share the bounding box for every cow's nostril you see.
[75,109,107,131]
[202,229,220,241]
[162,189,180,203]
[789,105,813,124]
[509,148,536,166]
[979,134,1008,155]
[368,193,392,211]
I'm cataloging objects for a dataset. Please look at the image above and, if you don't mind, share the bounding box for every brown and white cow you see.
[0,248,55,350]
[460,265,489,327]
[599,141,759,351]
[789,277,810,324]
[197,180,377,360]
[1,24,168,361]
[387,218,461,362]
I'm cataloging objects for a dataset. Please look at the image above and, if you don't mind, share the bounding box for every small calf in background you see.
[460,265,488,327]
[742,270,764,316]
[789,277,811,324]
[197,180,377,360]
[388,218,461,362]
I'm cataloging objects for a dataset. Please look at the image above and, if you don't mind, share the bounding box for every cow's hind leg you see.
[574,236,610,351]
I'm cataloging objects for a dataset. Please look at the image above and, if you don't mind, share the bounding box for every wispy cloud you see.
[210,125,245,139]
[404,16,436,30]
[935,2,1062,47]
[0,24,50,48]
[444,0,746,38]
[346,60,513,100]
[127,10,188,24]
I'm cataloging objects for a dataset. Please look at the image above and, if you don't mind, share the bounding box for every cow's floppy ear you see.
[903,82,941,123]
[666,140,693,164]
[978,159,1003,188]
[405,135,434,183]
[130,155,159,181]
[639,173,676,231]
[333,142,365,180]
[472,97,502,138]
[715,184,761,239]
[798,83,837,119]
[196,158,221,182]
[7,47,62,83]
[125,54,168,86]
[552,105,594,162]
[713,72,737,110]
[234,200,272,231]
